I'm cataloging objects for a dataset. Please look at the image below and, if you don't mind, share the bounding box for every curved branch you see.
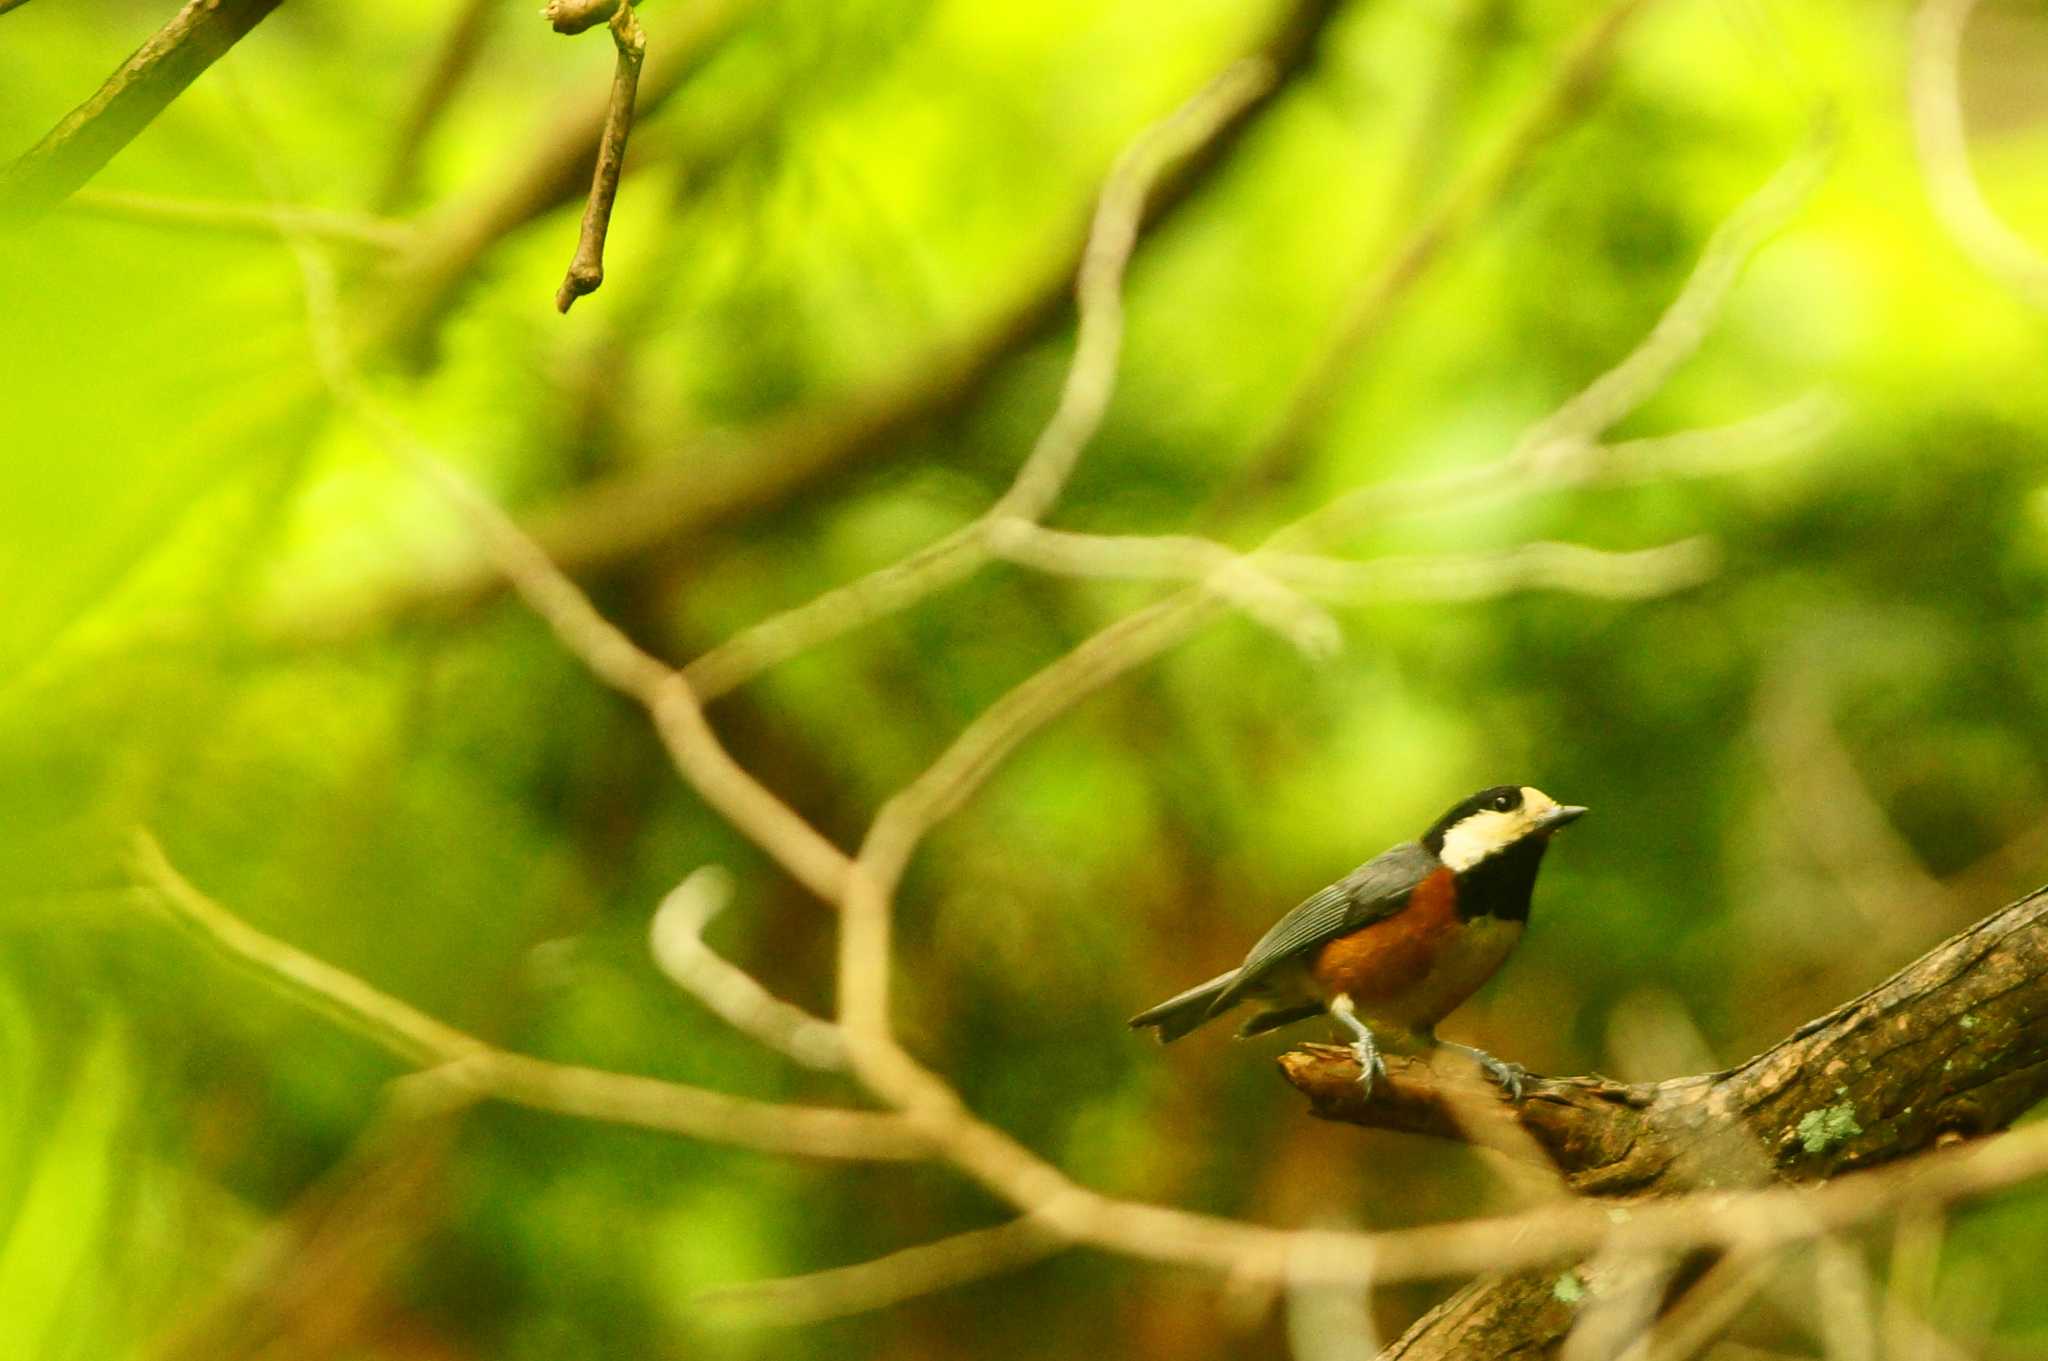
[1281,884,2048,1356]
[132,832,926,1163]
[1909,0,2048,313]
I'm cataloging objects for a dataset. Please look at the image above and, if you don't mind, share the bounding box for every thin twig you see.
[1227,0,1658,501]
[364,0,763,353]
[680,59,1276,698]
[648,867,846,1069]
[131,832,925,1162]
[0,0,288,219]
[1276,128,1833,553]
[286,232,857,908]
[1909,0,2048,312]
[61,188,414,251]
[556,2,647,312]
[699,1218,1065,1325]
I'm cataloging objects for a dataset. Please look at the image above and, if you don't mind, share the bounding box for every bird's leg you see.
[1436,1039,1529,1102]
[1327,995,1388,1096]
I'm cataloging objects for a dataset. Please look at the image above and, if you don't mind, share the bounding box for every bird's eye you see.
[1490,792,1515,811]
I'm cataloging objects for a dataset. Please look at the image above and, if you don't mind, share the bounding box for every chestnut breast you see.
[1308,865,1523,1036]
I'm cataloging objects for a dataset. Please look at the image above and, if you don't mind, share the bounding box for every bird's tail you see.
[1128,970,1238,1043]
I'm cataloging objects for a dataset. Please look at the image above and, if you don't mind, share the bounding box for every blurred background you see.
[4,0,2048,1356]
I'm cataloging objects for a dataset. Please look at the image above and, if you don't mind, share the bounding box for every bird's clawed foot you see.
[1349,1035,1389,1096]
[1438,1040,1530,1102]
[1327,996,1389,1097]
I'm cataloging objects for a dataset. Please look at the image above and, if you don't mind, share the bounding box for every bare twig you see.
[1594,394,1842,484]
[555,3,647,313]
[0,0,288,219]
[61,188,413,251]
[1277,129,1832,554]
[680,59,1277,698]
[1909,0,2048,312]
[680,78,1827,705]
[698,1218,1065,1325]
[1229,0,1658,501]
[649,866,845,1069]
[131,832,925,1162]
[364,0,764,353]
[1509,125,1834,462]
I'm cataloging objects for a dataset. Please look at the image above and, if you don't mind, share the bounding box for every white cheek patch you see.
[1438,809,1517,872]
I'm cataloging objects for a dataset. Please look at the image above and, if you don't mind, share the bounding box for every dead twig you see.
[555,2,647,313]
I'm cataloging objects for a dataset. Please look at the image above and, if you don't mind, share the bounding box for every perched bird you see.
[1128,785,1585,1098]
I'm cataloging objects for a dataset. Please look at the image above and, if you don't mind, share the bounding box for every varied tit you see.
[1128,785,1585,1099]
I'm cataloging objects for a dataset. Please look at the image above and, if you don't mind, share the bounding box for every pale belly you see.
[1352,915,1523,1034]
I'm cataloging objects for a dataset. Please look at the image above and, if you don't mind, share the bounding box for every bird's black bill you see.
[1542,805,1588,830]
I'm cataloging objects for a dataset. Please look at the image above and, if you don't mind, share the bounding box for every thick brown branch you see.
[1281,885,2048,1356]
[555,3,646,313]
[0,0,287,220]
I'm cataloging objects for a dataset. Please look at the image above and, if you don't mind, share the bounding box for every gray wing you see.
[1206,841,1436,1015]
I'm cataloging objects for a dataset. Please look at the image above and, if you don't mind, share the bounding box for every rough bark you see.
[1279,885,2048,1357]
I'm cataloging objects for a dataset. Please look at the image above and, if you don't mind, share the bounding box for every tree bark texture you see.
[1278,885,2048,1357]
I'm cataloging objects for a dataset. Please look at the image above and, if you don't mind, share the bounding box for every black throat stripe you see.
[1454,837,1550,922]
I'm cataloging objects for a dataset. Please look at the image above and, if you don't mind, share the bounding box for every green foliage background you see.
[4,0,2048,1356]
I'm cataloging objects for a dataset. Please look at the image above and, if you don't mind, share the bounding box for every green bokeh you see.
[4,0,2048,1356]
